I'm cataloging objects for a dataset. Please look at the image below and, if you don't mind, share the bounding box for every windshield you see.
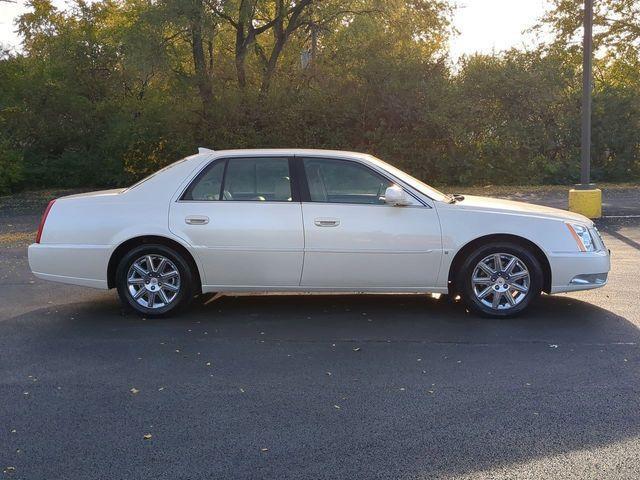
[368,156,448,202]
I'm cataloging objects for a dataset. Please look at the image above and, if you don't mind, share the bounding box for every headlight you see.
[566,222,596,252]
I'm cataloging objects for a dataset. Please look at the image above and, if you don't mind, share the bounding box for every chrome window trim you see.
[176,153,431,208]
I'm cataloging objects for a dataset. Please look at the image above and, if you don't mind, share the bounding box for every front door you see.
[169,156,304,288]
[298,157,442,289]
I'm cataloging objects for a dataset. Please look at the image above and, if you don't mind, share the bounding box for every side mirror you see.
[384,185,412,206]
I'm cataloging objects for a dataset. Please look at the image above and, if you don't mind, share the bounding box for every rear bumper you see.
[28,243,110,289]
[549,249,610,293]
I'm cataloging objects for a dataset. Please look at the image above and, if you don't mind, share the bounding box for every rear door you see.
[169,156,304,288]
[298,156,442,289]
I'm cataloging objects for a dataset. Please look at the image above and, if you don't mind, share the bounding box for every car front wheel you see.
[116,244,194,317]
[458,242,543,318]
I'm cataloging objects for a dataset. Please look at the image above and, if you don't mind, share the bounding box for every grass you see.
[0,231,35,248]
[1,183,639,216]
[0,189,84,216]
[434,182,640,196]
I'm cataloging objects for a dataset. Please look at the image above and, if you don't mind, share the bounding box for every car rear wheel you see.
[116,244,195,317]
[457,242,543,318]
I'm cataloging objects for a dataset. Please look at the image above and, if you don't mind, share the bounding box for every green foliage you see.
[1,0,639,190]
[0,139,24,194]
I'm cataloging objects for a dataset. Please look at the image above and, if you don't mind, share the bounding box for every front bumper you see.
[549,249,610,294]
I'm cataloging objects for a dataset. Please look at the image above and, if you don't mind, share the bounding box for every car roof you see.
[204,148,373,161]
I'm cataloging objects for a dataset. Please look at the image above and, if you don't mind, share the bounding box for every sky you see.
[0,0,552,60]
[450,0,552,60]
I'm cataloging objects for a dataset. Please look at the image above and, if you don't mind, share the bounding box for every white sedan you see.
[28,148,610,318]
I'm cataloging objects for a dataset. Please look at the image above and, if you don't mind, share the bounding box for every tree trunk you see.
[190,0,213,119]
[260,38,285,94]
[234,0,252,89]
[235,40,248,88]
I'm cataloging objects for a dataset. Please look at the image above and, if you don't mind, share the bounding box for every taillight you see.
[36,199,56,244]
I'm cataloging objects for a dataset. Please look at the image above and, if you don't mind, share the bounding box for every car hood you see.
[452,195,592,224]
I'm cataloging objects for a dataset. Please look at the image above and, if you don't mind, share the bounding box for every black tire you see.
[457,242,543,318]
[116,244,195,317]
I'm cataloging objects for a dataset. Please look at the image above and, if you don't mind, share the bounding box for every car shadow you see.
[597,217,640,252]
[2,293,639,479]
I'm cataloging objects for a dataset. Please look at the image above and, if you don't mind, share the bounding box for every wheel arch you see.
[107,235,203,293]
[447,234,552,294]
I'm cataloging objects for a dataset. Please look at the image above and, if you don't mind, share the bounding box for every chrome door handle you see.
[314,218,340,227]
[185,215,209,225]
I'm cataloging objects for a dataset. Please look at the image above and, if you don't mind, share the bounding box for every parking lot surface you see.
[1,191,639,479]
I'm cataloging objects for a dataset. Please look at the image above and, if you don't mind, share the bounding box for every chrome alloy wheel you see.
[471,253,530,311]
[126,254,181,309]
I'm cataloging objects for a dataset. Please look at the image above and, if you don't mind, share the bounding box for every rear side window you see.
[182,157,292,202]
[182,160,225,201]
[303,158,392,204]
[225,158,291,201]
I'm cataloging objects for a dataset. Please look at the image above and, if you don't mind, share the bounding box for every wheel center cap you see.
[493,276,510,292]
[146,277,160,291]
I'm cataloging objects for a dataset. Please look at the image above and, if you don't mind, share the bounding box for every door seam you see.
[298,202,306,287]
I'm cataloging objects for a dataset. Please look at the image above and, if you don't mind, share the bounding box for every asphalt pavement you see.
[1,189,639,479]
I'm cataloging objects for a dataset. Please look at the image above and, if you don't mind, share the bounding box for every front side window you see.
[303,158,393,204]
[182,157,292,202]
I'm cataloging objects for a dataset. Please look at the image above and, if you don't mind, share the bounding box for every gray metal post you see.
[580,0,594,188]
